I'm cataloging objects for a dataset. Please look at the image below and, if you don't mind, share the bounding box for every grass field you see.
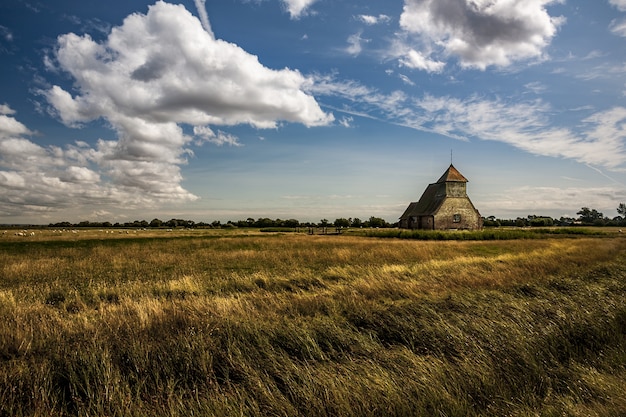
[1,229,626,416]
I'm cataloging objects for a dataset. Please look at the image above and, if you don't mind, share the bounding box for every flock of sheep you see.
[2,228,179,237]
[5,230,36,237]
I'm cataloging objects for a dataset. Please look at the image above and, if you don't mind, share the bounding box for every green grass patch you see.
[360,227,609,240]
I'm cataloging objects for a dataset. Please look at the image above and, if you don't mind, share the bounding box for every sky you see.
[1,0,626,224]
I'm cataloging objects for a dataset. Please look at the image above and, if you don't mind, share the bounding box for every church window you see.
[453,214,461,223]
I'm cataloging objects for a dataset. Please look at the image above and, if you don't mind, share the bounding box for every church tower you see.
[399,164,482,230]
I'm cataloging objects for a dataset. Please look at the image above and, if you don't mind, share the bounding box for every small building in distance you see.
[399,164,482,230]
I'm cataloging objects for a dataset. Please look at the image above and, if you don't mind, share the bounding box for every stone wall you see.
[434,197,482,230]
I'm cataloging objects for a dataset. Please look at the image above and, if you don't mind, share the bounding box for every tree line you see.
[46,204,626,229]
[47,216,391,229]
[484,204,626,227]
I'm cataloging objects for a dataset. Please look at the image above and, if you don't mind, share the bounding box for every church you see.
[399,164,482,230]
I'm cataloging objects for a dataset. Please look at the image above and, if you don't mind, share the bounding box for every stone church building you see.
[399,164,482,230]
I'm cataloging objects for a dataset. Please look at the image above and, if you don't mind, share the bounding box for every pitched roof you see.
[400,182,446,218]
[400,164,469,220]
[436,164,468,183]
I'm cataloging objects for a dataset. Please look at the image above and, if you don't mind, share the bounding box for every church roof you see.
[399,164,469,220]
[436,164,468,183]
[400,182,446,218]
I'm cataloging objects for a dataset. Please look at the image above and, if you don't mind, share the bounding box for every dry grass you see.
[1,231,626,416]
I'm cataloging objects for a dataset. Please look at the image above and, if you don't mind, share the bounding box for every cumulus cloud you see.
[37,0,331,215]
[0,108,33,137]
[399,0,565,70]
[282,0,318,19]
[0,109,157,218]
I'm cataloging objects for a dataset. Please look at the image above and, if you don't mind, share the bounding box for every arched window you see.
[453,214,461,223]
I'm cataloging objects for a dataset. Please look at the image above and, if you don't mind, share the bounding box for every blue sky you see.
[1,0,626,224]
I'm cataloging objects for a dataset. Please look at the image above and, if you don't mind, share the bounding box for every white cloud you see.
[312,76,626,170]
[479,185,626,218]
[0,25,13,42]
[412,96,626,169]
[0,104,34,138]
[193,0,214,37]
[399,0,565,70]
[193,126,242,147]
[609,0,626,12]
[37,1,331,214]
[524,81,547,94]
[282,0,318,19]
[357,14,392,25]
[339,116,354,128]
[346,32,367,56]
[0,103,15,115]
[400,49,445,73]
[0,110,160,218]
[399,74,415,86]
[610,19,626,37]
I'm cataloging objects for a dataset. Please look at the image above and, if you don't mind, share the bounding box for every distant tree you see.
[577,207,604,224]
[529,217,554,227]
[483,216,500,227]
[255,218,274,228]
[367,216,389,228]
[351,218,363,228]
[150,218,163,228]
[284,219,300,228]
[319,219,330,227]
[618,203,626,217]
[334,218,350,228]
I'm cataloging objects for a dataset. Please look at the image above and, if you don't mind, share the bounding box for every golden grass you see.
[1,232,626,415]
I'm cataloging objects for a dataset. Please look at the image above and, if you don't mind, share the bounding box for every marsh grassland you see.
[1,230,626,416]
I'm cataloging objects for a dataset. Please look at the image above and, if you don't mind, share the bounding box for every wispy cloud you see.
[610,18,626,37]
[193,126,242,147]
[609,0,626,12]
[346,31,368,56]
[311,75,626,170]
[338,116,353,128]
[193,0,214,37]
[524,81,547,94]
[0,25,15,54]
[479,185,626,218]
